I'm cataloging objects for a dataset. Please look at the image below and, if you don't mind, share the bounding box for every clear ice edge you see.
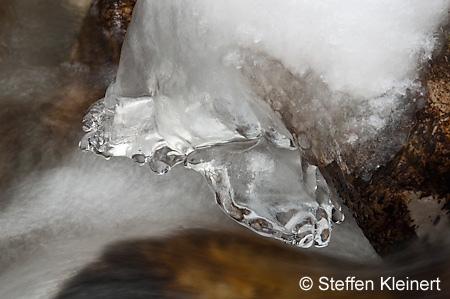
[79,86,345,249]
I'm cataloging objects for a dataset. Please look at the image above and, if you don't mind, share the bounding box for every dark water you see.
[0,0,89,99]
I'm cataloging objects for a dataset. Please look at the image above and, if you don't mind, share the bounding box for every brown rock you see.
[71,0,136,67]
[326,22,450,255]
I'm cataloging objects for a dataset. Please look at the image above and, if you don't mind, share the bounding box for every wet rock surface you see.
[70,0,136,66]
[325,21,450,254]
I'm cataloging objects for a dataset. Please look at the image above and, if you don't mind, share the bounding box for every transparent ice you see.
[80,81,343,247]
[80,0,449,247]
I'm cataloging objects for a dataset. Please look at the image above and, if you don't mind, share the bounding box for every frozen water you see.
[80,0,450,247]
[80,82,339,247]
[185,138,344,247]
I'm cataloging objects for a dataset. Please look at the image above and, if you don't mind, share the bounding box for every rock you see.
[325,22,450,255]
[70,0,136,67]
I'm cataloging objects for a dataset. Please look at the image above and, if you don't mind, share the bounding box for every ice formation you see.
[80,0,450,247]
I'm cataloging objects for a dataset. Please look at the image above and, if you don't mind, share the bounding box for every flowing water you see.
[0,1,449,298]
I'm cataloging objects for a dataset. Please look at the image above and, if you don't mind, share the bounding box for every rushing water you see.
[0,1,449,298]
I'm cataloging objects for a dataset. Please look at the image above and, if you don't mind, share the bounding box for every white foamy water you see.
[1,1,449,298]
[0,150,377,299]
